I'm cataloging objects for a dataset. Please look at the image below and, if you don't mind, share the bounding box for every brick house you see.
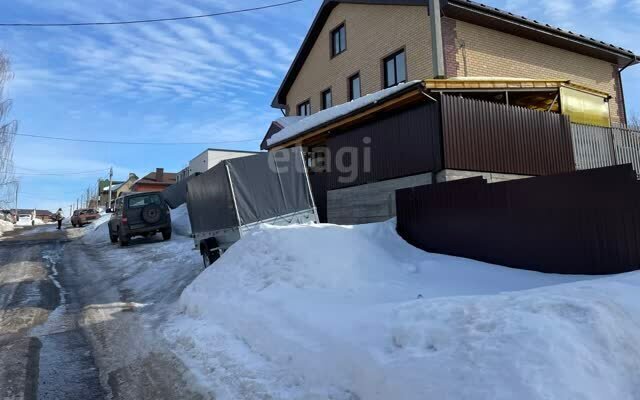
[261,0,639,225]
[131,168,177,193]
[268,0,637,125]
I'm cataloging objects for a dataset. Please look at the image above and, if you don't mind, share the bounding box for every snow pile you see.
[81,214,112,244]
[171,204,192,236]
[267,80,422,146]
[163,221,640,399]
[0,219,14,236]
[15,217,45,226]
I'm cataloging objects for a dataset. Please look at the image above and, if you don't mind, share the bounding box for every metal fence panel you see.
[440,95,575,176]
[571,123,640,175]
[570,123,616,170]
[613,126,640,175]
[396,164,640,275]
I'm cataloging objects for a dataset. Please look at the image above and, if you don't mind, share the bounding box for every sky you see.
[0,0,638,211]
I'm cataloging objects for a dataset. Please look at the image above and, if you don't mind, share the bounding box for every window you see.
[322,89,333,110]
[297,100,311,116]
[349,73,361,100]
[127,194,162,208]
[383,50,407,88]
[331,24,346,57]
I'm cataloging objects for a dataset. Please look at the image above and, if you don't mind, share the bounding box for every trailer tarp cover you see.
[162,177,190,209]
[186,163,237,234]
[186,148,314,235]
[227,149,312,226]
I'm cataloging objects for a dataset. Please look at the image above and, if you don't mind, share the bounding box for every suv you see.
[71,209,99,227]
[108,192,172,246]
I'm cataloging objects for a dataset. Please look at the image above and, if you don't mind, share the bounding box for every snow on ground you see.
[80,212,202,307]
[171,204,192,237]
[0,219,14,236]
[163,220,640,400]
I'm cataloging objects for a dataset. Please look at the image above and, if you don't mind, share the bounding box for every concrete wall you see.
[286,3,433,115]
[327,173,432,225]
[436,169,532,183]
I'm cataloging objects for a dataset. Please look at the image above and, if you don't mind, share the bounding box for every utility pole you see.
[86,187,90,208]
[69,205,72,216]
[108,166,113,209]
[14,181,18,221]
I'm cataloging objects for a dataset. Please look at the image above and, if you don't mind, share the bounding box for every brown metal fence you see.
[396,164,640,275]
[440,94,576,176]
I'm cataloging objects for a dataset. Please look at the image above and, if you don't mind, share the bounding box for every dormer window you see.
[331,23,346,57]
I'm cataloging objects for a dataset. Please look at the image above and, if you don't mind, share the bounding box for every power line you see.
[13,132,262,146]
[0,0,304,27]
[15,171,108,176]
[14,165,108,174]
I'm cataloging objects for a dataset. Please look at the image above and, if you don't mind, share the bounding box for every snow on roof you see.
[267,80,422,147]
[274,116,305,128]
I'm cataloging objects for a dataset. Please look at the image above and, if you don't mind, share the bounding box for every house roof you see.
[135,171,178,186]
[12,209,53,216]
[271,0,639,109]
[266,80,424,147]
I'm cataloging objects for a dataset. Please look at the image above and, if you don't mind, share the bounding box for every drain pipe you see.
[618,57,637,126]
[429,0,446,79]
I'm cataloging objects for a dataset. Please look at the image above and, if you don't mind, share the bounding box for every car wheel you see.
[72,223,76,228]
[161,229,172,241]
[119,232,129,247]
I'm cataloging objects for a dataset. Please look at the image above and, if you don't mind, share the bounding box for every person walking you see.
[55,208,64,230]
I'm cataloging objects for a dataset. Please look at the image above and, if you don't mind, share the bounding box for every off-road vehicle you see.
[108,192,171,246]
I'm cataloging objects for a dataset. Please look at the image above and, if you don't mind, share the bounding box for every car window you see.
[127,194,162,209]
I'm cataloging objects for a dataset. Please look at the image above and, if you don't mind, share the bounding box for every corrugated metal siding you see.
[440,94,575,176]
[571,123,640,175]
[613,126,640,175]
[396,164,640,275]
[571,123,616,169]
[325,101,442,190]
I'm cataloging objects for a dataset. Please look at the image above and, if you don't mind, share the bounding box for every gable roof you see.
[271,0,638,109]
[260,116,307,150]
[135,171,177,186]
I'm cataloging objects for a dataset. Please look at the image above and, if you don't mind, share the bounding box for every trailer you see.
[186,147,318,267]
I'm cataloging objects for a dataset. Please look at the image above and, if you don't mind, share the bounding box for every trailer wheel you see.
[200,238,221,267]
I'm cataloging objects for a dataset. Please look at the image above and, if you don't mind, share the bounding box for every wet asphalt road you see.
[0,226,105,400]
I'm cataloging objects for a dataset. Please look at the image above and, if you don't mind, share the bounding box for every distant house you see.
[112,173,139,205]
[131,168,177,192]
[176,148,259,182]
[98,180,124,208]
[11,209,54,222]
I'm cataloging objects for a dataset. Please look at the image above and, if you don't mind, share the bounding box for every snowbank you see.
[164,221,640,400]
[171,204,192,236]
[81,214,112,244]
[0,219,14,236]
[15,218,45,226]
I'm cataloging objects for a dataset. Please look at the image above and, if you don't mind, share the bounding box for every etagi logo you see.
[268,137,373,184]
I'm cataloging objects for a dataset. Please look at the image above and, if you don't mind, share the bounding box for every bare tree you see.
[0,51,17,210]
[628,112,640,130]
